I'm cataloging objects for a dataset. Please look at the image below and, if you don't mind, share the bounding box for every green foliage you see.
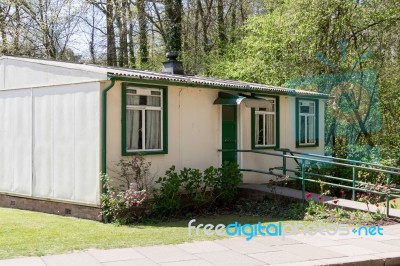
[215,161,243,205]
[152,162,243,217]
[152,166,182,216]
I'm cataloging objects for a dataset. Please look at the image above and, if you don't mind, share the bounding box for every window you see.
[296,99,318,147]
[122,83,168,155]
[252,97,279,149]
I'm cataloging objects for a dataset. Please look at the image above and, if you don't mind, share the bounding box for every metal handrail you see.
[219,148,400,217]
[288,150,400,173]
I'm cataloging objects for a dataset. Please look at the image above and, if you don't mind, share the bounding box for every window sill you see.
[122,150,167,156]
[296,144,319,148]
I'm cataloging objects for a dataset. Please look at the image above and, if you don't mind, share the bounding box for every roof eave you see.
[107,73,330,99]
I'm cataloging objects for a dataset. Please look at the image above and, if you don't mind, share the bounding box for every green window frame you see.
[296,98,319,147]
[251,95,280,149]
[121,83,168,155]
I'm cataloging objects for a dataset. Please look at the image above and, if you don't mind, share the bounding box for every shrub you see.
[151,162,242,217]
[110,156,154,191]
[100,173,149,224]
[100,155,152,224]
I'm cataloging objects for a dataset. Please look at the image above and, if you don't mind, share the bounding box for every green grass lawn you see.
[0,208,286,260]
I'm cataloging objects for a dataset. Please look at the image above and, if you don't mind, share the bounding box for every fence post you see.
[386,174,391,217]
[352,167,356,201]
[283,151,287,176]
[301,159,306,202]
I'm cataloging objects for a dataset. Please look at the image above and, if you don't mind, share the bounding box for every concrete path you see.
[1,223,400,266]
[239,183,400,218]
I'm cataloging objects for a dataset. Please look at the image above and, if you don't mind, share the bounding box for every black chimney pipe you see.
[162,51,184,75]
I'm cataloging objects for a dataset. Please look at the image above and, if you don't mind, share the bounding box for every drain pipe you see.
[101,77,116,192]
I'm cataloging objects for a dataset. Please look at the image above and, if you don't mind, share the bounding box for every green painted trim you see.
[295,98,319,148]
[251,94,280,150]
[121,82,168,156]
[108,75,329,99]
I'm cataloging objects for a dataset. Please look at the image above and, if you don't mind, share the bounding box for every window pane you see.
[145,110,161,149]
[126,110,142,150]
[127,95,140,105]
[309,102,315,114]
[256,114,264,145]
[308,116,315,143]
[146,96,161,106]
[126,95,161,106]
[265,114,275,145]
[300,105,310,114]
[300,115,306,144]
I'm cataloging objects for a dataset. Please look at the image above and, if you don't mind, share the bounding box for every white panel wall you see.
[0,89,32,195]
[0,82,100,204]
[32,83,100,204]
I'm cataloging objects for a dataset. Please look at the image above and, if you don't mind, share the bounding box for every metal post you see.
[352,167,356,201]
[386,174,391,217]
[301,159,306,201]
[283,151,287,176]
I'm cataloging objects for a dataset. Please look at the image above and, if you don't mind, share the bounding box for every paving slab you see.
[41,252,100,266]
[214,237,278,254]
[316,254,384,266]
[176,241,228,254]
[339,238,399,253]
[276,243,343,260]
[285,235,343,247]
[88,248,145,262]
[195,250,264,266]
[135,246,197,263]
[0,257,46,266]
[248,250,308,265]
[102,258,158,266]
[323,244,376,256]
[159,259,214,266]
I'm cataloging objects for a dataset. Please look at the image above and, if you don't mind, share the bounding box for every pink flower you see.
[333,200,339,204]
[305,192,312,199]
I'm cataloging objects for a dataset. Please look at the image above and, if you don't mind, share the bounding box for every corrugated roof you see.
[109,71,329,97]
[1,56,328,97]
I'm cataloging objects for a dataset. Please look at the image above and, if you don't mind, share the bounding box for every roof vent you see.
[162,51,184,75]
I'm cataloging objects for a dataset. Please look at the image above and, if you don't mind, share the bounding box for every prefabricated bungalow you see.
[0,55,328,219]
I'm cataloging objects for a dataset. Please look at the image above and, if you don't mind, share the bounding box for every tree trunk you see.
[137,0,148,65]
[217,0,226,53]
[164,0,182,52]
[127,2,135,68]
[121,0,128,66]
[106,0,116,66]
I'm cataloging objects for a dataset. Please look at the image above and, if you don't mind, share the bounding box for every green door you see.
[222,105,237,163]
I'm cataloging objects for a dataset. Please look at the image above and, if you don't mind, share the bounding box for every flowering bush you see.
[124,184,148,209]
[100,173,149,224]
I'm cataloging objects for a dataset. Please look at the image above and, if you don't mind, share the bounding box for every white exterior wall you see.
[240,96,325,183]
[0,58,106,90]
[0,82,101,205]
[106,82,221,179]
[106,82,325,185]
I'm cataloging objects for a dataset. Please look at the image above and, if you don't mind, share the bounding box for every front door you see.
[221,105,237,164]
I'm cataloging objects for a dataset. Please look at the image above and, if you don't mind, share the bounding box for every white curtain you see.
[126,95,140,150]
[266,114,274,145]
[146,96,161,149]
